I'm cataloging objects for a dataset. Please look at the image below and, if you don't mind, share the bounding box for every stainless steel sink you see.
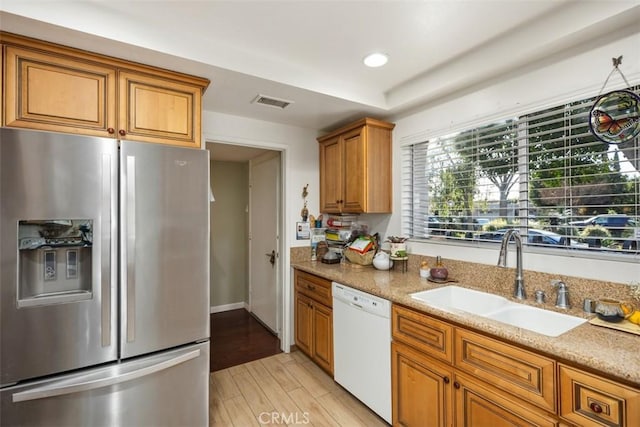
[411,285,586,337]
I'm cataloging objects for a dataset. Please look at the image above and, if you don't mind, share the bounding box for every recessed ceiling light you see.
[363,52,388,68]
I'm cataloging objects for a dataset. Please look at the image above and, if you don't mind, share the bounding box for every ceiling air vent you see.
[252,94,294,110]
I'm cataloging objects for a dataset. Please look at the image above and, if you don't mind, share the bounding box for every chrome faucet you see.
[497,229,525,300]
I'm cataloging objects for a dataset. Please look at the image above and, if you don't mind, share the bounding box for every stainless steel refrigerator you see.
[0,128,210,426]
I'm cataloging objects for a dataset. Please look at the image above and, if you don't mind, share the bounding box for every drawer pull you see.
[443,376,450,384]
[589,402,603,414]
[307,284,315,290]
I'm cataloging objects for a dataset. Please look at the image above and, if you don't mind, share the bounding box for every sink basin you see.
[411,285,586,337]
[411,285,510,316]
[485,305,586,337]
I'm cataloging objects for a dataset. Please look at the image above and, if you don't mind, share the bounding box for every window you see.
[402,86,640,255]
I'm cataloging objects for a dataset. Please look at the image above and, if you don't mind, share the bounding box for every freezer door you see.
[120,141,210,358]
[0,128,118,386]
[0,341,210,426]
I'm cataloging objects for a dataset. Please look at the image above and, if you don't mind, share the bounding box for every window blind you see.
[403,86,640,255]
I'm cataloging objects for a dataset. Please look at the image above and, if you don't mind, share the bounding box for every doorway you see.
[207,142,283,365]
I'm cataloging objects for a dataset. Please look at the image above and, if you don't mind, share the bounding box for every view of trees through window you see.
[404,87,640,255]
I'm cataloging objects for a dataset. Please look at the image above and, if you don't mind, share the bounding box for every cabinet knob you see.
[589,402,603,414]
[118,129,126,136]
[443,376,450,384]
[307,284,315,290]
[453,381,460,389]
[107,127,115,134]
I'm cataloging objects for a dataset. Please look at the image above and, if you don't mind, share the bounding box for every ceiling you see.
[1,1,639,148]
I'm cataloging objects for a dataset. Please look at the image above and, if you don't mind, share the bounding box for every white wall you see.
[380,31,640,285]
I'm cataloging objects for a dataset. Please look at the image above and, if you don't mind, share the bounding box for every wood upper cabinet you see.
[3,45,117,136]
[2,32,208,148]
[293,269,333,375]
[118,71,201,146]
[318,118,395,214]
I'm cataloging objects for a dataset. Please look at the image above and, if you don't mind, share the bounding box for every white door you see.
[249,151,280,333]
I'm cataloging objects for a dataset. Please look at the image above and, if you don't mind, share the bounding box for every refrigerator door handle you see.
[124,155,136,342]
[12,348,201,403]
[101,154,112,347]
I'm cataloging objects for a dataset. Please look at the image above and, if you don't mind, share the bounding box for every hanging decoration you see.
[300,184,309,221]
[589,55,640,145]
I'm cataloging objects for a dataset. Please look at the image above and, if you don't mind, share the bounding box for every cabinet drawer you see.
[559,364,640,427]
[454,371,559,427]
[455,328,556,412]
[294,270,332,307]
[392,304,453,364]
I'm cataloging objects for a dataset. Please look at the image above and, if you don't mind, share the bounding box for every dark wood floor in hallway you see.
[210,308,281,372]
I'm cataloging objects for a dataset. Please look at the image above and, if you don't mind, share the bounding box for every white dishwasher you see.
[332,282,391,424]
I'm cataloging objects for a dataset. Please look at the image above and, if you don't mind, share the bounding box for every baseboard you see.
[210,302,247,313]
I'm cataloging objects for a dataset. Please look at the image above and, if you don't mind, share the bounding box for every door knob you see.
[265,250,276,266]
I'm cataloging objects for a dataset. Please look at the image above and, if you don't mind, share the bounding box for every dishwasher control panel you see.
[332,282,391,318]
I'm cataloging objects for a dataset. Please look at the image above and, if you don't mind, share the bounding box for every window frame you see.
[401,87,640,261]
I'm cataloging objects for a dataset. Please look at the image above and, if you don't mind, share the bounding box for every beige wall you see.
[209,159,249,308]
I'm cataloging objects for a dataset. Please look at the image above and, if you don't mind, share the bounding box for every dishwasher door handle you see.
[350,302,364,310]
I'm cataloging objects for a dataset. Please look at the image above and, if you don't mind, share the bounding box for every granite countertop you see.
[292,261,640,387]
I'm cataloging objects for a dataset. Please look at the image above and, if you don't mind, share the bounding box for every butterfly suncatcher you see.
[589,89,640,144]
[592,109,640,138]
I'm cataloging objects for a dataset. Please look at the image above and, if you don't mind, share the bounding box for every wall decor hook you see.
[612,55,623,68]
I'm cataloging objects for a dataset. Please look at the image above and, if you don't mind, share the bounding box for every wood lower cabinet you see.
[294,270,333,375]
[558,364,640,427]
[2,32,208,148]
[392,304,560,427]
[454,371,558,427]
[318,118,394,214]
[392,341,453,427]
[455,328,556,412]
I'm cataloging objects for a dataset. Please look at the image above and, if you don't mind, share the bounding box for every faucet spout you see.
[497,229,525,300]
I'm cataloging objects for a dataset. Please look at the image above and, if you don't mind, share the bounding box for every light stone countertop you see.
[292,260,640,387]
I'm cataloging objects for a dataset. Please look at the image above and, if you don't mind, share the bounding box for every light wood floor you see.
[210,350,389,426]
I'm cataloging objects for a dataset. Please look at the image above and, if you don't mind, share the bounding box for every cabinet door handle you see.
[589,402,603,414]
[443,376,450,384]
[107,127,115,134]
[119,129,126,136]
[453,381,460,389]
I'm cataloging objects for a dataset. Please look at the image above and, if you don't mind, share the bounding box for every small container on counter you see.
[419,261,430,278]
[429,256,448,280]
